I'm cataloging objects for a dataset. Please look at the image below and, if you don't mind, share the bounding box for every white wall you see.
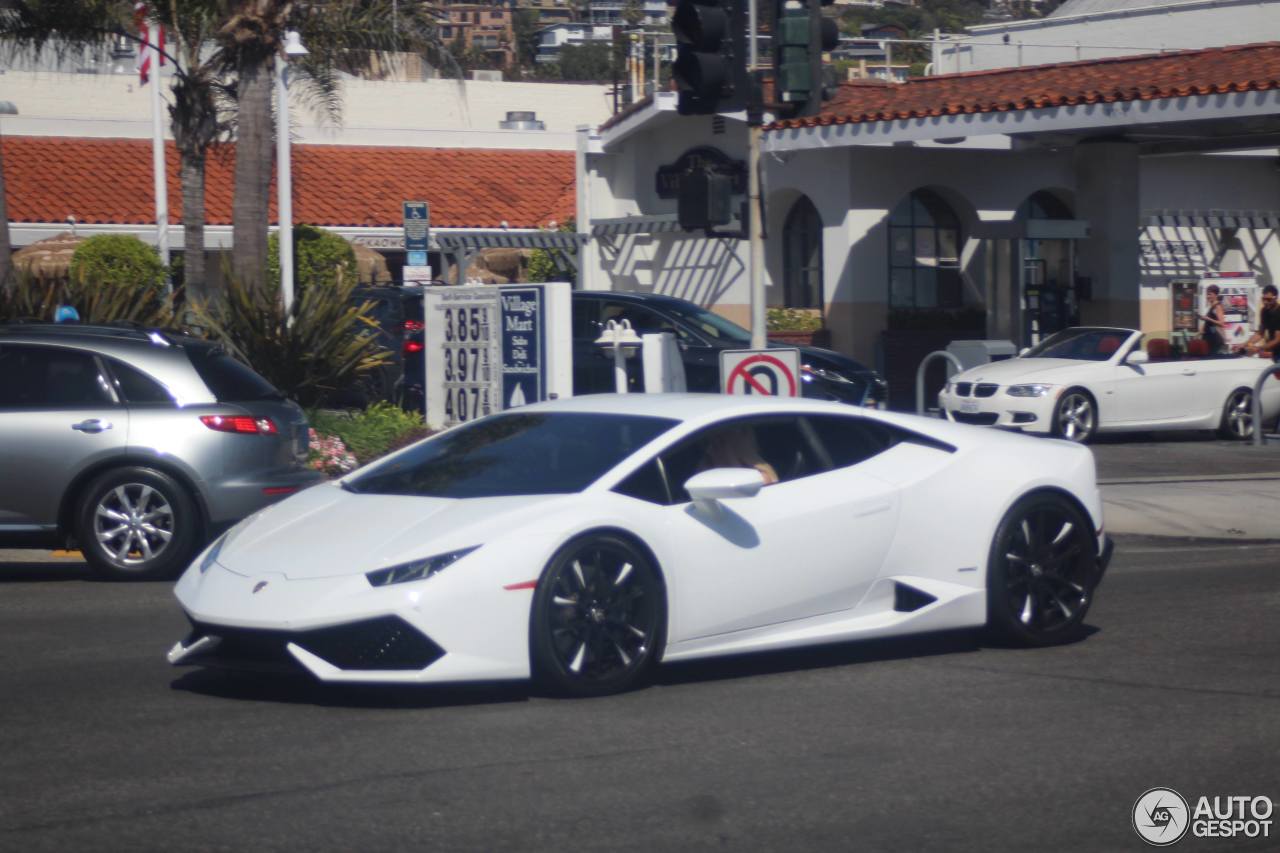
[935,0,1280,73]
[0,71,611,150]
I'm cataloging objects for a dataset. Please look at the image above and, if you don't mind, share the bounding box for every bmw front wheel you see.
[1052,389,1096,443]
[986,494,1099,647]
[530,534,666,697]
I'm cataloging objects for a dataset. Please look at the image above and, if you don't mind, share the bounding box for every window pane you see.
[915,268,938,308]
[913,228,936,265]
[107,358,177,406]
[613,460,669,504]
[890,227,913,267]
[347,412,677,498]
[890,268,914,307]
[0,345,113,408]
[186,345,282,402]
[805,415,897,468]
[937,228,959,263]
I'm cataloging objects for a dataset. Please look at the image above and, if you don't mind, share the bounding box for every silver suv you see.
[0,324,324,579]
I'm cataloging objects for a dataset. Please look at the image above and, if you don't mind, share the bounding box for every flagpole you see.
[148,29,170,280]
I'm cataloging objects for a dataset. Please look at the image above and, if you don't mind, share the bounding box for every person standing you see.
[1244,284,1279,361]
[1200,284,1228,353]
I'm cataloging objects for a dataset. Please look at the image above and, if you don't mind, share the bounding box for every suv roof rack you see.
[0,322,181,345]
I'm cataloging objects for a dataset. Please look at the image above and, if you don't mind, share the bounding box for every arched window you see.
[782,197,822,308]
[888,190,962,309]
[1018,190,1072,221]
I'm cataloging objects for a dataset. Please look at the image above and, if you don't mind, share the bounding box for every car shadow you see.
[168,625,1102,707]
[169,668,531,709]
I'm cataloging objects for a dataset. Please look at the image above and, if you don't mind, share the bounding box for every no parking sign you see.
[720,349,801,397]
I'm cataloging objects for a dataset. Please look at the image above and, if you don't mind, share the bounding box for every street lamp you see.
[593,319,643,393]
[276,30,308,317]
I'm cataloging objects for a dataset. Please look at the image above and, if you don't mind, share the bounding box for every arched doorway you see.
[782,196,822,308]
[888,189,965,314]
[1018,190,1079,344]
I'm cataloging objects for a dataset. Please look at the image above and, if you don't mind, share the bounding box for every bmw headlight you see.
[801,365,855,385]
[365,546,479,587]
[1007,384,1055,398]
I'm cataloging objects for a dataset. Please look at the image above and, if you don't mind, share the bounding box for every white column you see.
[275,53,295,316]
[149,35,170,272]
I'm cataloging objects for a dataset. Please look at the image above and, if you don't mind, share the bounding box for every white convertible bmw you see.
[169,394,1112,696]
[939,327,1280,443]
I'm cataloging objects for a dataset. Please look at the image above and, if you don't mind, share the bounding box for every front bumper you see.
[938,388,1058,432]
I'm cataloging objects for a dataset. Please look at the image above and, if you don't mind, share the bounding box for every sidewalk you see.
[1093,435,1280,540]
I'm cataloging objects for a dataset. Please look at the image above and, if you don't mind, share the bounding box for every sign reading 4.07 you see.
[423,283,574,430]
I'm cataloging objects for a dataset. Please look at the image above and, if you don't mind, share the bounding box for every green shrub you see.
[0,268,175,325]
[268,225,358,294]
[308,402,427,465]
[767,307,824,332]
[69,235,168,291]
[185,267,391,408]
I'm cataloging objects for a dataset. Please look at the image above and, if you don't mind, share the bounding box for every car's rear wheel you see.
[986,493,1099,646]
[77,467,200,581]
[1217,388,1254,440]
[1052,389,1097,443]
[530,534,666,697]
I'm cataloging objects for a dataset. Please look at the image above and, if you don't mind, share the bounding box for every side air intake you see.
[893,582,938,613]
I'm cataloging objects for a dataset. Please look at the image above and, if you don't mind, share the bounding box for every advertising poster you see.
[1198,273,1258,350]
[1171,279,1199,333]
[499,286,544,410]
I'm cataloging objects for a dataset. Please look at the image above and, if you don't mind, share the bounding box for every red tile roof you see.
[1,137,575,229]
[768,41,1280,130]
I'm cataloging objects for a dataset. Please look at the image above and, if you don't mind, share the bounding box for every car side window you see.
[803,414,899,468]
[571,298,602,342]
[105,357,178,406]
[600,301,682,338]
[659,416,828,504]
[612,459,670,505]
[0,344,115,409]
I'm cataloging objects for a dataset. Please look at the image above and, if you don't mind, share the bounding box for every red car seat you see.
[1186,338,1210,357]
[1146,338,1172,361]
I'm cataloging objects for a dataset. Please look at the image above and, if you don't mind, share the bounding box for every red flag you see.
[134,2,165,86]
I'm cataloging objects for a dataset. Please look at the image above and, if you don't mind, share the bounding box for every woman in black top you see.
[1201,285,1227,353]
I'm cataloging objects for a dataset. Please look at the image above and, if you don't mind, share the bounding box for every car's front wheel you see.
[986,493,1100,647]
[530,534,666,697]
[76,467,200,581]
[1052,388,1097,443]
[1218,388,1254,440]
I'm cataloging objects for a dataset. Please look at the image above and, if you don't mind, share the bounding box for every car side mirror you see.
[1126,350,1149,365]
[1018,347,1030,357]
[685,468,765,505]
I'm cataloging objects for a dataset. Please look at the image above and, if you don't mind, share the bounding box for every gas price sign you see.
[424,283,573,429]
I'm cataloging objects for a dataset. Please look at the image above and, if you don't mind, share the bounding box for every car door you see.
[627,414,899,644]
[570,295,615,395]
[0,343,128,531]
[1109,338,1210,425]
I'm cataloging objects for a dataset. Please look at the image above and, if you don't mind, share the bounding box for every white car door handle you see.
[1181,369,1197,376]
[71,419,113,433]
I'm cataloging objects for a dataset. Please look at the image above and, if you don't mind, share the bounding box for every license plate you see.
[960,399,980,414]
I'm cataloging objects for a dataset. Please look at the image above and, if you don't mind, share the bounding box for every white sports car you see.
[169,394,1112,696]
[939,327,1280,442]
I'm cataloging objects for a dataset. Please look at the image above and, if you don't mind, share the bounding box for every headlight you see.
[1007,384,1054,398]
[365,546,479,587]
[198,532,228,574]
[801,364,855,385]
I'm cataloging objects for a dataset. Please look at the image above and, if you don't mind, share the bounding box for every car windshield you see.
[658,301,752,344]
[344,412,678,498]
[1023,328,1130,361]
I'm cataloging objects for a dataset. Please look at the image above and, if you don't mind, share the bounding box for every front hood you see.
[213,483,569,580]
[952,358,1095,384]
[792,344,876,376]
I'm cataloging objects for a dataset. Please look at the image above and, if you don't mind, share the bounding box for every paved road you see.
[1,539,1276,852]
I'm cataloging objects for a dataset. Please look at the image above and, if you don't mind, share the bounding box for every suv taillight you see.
[403,319,424,333]
[200,415,279,435]
[404,340,424,355]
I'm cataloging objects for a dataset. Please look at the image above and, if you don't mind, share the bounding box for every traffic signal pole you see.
[747,0,767,350]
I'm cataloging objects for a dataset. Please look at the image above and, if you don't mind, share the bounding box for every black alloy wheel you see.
[76,466,200,581]
[1218,388,1254,440]
[986,494,1099,646]
[1052,388,1097,443]
[530,534,666,697]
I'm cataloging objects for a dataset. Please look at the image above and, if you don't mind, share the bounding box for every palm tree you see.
[214,0,456,294]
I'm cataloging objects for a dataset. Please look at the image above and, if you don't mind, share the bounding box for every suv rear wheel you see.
[76,467,200,581]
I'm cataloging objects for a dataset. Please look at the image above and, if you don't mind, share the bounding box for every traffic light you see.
[773,0,839,118]
[670,0,747,116]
